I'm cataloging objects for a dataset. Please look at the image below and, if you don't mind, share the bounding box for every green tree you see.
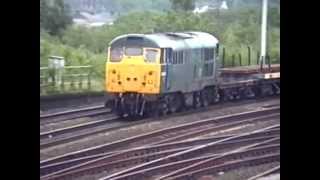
[40,0,72,36]
[170,0,195,11]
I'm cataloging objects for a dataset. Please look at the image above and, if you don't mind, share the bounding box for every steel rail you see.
[40,107,279,168]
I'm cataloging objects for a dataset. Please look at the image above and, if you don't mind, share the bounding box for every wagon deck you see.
[221,64,280,75]
[219,64,280,88]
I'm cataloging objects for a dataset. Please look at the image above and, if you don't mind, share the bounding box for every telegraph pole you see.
[260,0,268,66]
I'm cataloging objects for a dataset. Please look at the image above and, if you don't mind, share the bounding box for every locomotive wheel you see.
[201,89,212,107]
[152,99,169,117]
[193,92,202,109]
[159,100,169,116]
[167,94,183,113]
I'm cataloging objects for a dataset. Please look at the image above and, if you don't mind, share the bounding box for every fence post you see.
[222,47,225,68]
[238,53,242,66]
[232,54,235,67]
[87,67,92,91]
[70,75,75,91]
[79,75,83,90]
[61,75,65,92]
[247,46,251,66]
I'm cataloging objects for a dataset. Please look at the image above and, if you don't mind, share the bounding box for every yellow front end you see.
[106,48,161,94]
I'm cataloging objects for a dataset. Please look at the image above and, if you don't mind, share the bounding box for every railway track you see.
[40,97,279,149]
[40,107,279,179]
[99,125,279,180]
[40,105,110,125]
[40,115,120,149]
[41,125,279,180]
[247,165,280,180]
[40,105,279,166]
[41,128,279,178]
[160,152,279,180]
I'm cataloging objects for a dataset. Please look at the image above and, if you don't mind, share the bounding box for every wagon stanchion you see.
[238,53,242,66]
[267,54,271,72]
[260,57,263,72]
[248,46,251,66]
[257,51,260,65]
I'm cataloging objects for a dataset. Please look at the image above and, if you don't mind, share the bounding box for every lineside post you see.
[259,0,268,67]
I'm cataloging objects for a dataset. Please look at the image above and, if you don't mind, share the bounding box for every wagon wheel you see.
[260,84,274,97]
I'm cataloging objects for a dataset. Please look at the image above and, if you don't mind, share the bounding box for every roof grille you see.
[164,32,193,39]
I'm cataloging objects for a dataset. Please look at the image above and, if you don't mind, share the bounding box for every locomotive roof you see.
[109,31,219,50]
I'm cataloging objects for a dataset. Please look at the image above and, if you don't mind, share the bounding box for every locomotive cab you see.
[106,36,162,94]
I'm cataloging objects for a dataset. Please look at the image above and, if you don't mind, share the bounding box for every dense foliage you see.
[40,0,72,35]
[66,0,171,14]
[40,0,280,91]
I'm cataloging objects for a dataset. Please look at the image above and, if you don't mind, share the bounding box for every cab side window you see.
[145,49,158,63]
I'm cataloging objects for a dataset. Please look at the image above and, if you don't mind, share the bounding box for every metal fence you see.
[40,65,94,95]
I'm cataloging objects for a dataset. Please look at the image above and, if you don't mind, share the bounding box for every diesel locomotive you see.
[105,32,221,117]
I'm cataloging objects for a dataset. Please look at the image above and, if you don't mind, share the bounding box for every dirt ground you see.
[215,162,280,180]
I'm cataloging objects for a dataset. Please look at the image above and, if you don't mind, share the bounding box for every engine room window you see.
[145,49,158,63]
[110,48,123,62]
[125,47,143,56]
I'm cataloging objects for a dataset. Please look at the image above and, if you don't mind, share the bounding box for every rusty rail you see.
[100,128,279,180]
[40,105,110,125]
[41,128,279,178]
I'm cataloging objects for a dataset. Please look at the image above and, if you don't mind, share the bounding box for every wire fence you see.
[40,65,103,95]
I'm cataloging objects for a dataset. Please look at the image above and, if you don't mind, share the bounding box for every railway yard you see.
[40,1,281,179]
[40,53,280,180]
[40,95,280,180]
